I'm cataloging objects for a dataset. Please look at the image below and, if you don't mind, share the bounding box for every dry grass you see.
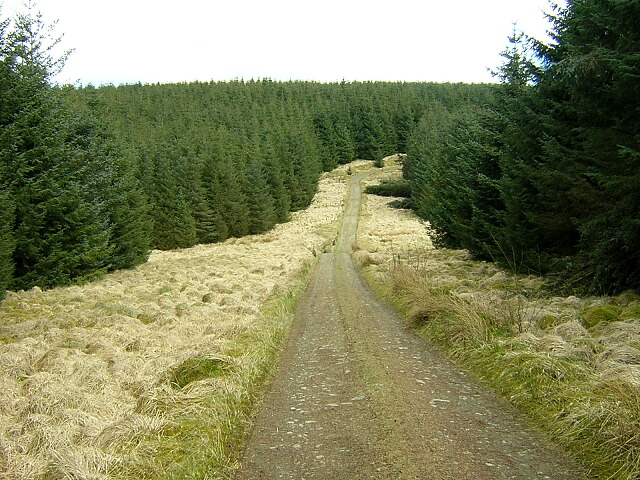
[0,162,354,479]
[358,160,640,479]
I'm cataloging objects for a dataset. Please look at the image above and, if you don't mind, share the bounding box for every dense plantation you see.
[70,80,486,250]
[406,0,640,295]
[1,1,640,478]
[0,5,489,296]
[0,11,152,293]
[1,0,639,298]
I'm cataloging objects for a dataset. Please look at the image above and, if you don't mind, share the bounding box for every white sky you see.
[1,0,564,86]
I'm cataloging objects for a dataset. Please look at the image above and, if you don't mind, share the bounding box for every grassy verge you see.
[116,259,315,480]
[364,251,640,480]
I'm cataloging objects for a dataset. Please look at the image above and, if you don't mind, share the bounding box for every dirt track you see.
[234,172,589,479]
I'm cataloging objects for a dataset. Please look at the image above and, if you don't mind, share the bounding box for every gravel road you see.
[234,172,589,479]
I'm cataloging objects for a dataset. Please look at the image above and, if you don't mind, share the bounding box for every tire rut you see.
[234,173,589,479]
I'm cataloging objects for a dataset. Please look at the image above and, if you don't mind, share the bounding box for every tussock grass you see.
[582,304,623,329]
[357,163,640,479]
[120,262,313,479]
[389,264,492,346]
[165,354,237,389]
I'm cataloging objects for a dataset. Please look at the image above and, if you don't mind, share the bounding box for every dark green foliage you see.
[152,192,198,251]
[7,103,113,289]
[106,157,152,269]
[73,79,493,253]
[0,7,151,292]
[244,158,277,235]
[14,0,637,298]
[533,0,640,293]
[406,1,640,294]
[407,100,504,256]
[58,102,152,270]
[1,10,112,290]
[0,5,510,295]
[0,15,15,296]
[149,148,198,250]
[263,153,291,224]
[0,188,14,299]
[199,155,230,243]
[364,179,412,198]
[215,162,250,239]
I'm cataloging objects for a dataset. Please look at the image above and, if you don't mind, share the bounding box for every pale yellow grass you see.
[357,157,434,270]
[0,165,350,478]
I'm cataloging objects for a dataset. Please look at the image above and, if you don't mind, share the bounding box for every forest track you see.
[234,172,588,479]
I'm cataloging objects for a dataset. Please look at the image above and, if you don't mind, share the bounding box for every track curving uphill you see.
[234,172,588,480]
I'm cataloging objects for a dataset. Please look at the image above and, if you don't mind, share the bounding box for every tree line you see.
[0,5,488,297]
[4,0,635,299]
[72,80,486,254]
[0,10,152,294]
[405,0,640,295]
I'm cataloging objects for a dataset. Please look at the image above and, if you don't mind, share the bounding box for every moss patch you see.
[166,355,235,389]
[581,304,622,329]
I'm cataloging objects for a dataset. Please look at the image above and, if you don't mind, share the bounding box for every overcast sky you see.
[1,0,564,86]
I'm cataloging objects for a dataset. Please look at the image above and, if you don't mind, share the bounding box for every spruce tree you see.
[1,8,120,289]
[332,122,357,165]
[216,160,250,238]
[200,152,230,243]
[262,141,291,223]
[150,150,198,250]
[202,176,230,243]
[244,158,277,235]
[533,0,640,292]
[406,104,457,240]
[60,86,152,271]
[0,15,15,298]
[104,147,152,269]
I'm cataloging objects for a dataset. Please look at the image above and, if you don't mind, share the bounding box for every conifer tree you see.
[531,0,640,292]
[216,160,250,238]
[489,31,551,270]
[191,179,220,245]
[0,14,16,297]
[262,140,291,223]
[1,8,121,289]
[200,150,230,243]
[150,150,198,250]
[244,158,277,235]
[332,122,357,165]
[406,104,456,237]
[104,147,152,269]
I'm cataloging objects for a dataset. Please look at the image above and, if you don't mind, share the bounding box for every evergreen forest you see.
[1,0,639,298]
[405,0,640,295]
